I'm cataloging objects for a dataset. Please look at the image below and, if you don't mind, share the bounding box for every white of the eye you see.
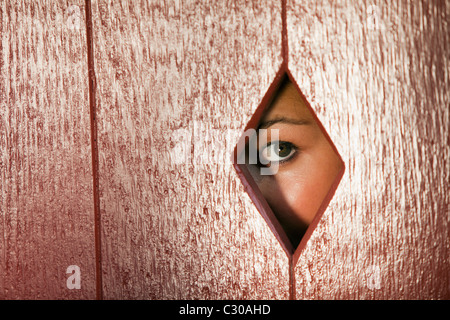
[259,143,295,164]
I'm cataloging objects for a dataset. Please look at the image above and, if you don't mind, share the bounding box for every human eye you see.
[258,141,298,166]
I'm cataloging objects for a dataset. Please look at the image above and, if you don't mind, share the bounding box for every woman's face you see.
[246,80,343,247]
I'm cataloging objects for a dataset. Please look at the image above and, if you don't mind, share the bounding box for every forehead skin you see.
[260,80,316,125]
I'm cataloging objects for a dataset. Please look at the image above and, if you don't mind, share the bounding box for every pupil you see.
[277,143,290,157]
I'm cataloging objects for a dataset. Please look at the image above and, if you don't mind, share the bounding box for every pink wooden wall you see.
[1,0,448,299]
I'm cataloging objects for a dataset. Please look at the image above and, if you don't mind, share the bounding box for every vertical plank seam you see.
[289,256,296,300]
[84,0,103,300]
[281,0,289,67]
[282,0,296,300]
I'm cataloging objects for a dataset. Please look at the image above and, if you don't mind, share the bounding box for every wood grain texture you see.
[92,0,289,299]
[287,0,449,299]
[2,0,447,300]
[0,1,96,299]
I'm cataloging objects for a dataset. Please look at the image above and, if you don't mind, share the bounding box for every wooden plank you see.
[288,0,449,299]
[92,0,290,299]
[0,1,96,299]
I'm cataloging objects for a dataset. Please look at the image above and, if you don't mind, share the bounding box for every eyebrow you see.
[258,117,312,129]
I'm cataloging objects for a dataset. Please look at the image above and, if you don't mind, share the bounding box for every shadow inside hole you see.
[237,75,343,250]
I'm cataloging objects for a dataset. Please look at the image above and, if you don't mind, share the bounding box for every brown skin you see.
[247,80,343,247]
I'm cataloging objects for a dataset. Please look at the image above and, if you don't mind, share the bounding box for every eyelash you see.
[257,141,299,167]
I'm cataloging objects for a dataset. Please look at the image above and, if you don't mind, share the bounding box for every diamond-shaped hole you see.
[233,71,344,257]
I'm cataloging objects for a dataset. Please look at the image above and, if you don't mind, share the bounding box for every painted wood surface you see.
[0,0,448,299]
[288,0,449,299]
[91,0,289,299]
[0,1,96,299]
